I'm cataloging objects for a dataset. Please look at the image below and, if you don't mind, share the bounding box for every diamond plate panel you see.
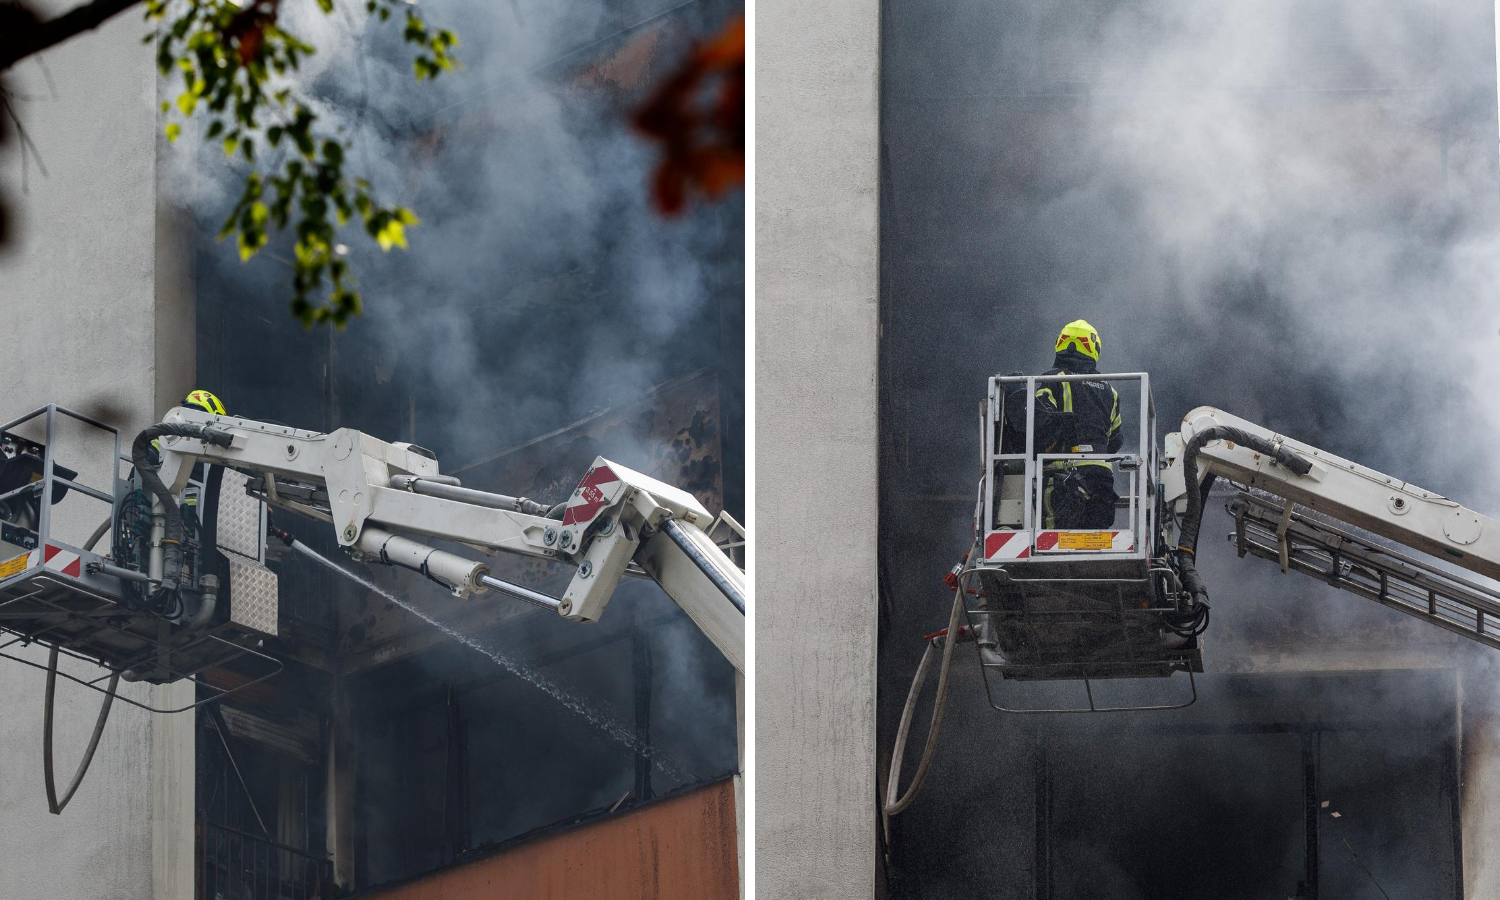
[227,555,279,636]
[216,469,265,563]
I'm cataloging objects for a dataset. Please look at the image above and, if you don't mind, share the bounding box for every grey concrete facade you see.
[0,6,195,898]
[755,0,881,896]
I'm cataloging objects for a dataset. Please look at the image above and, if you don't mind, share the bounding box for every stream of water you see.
[291,539,694,780]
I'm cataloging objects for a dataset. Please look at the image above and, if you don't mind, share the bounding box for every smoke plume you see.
[879,0,1500,896]
[163,0,743,882]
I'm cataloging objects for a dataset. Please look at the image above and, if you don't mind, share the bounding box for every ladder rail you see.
[1231,493,1500,651]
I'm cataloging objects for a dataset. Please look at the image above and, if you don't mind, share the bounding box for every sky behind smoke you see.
[879,0,1500,896]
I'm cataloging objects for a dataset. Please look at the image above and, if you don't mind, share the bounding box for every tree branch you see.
[0,0,146,71]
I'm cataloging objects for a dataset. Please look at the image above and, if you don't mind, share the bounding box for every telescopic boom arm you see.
[1162,406,1500,650]
[146,407,745,673]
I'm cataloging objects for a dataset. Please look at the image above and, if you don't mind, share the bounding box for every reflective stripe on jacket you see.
[1034,351,1123,471]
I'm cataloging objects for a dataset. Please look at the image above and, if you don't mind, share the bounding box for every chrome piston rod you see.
[661,518,746,614]
[389,474,553,517]
[478,573,562,611]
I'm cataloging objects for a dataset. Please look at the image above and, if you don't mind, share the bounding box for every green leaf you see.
[151,0,465,328]
[403,12,427,43]
[375,219,408,251]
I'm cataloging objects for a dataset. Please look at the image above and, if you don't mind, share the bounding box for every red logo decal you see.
[562,466,620,526]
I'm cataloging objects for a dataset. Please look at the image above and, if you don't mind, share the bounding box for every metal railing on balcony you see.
[199,821,332,900]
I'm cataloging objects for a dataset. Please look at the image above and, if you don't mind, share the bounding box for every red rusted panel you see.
[360,780,739,900]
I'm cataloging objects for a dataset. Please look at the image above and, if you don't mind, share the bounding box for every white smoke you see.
[163,0,740,458]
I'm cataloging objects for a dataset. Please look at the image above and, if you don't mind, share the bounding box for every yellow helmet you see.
[183,390,226,416]
[1054,319,1102,362]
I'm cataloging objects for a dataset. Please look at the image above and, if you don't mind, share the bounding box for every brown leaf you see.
[223,0,281,66]
[633,16,745,216]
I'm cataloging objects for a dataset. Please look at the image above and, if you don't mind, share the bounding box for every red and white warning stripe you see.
[562,464,621,527]
[1033,530,1135,553]
[42,544,82,577]
[984,531,1032,561]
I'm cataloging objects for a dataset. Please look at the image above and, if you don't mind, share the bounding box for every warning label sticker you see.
[0,552,30,579]
[1058,531,1114,550]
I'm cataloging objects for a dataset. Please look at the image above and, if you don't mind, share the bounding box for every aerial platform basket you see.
[0,405,279,713]
[966,372,1201,711]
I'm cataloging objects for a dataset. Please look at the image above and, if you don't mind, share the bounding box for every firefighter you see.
[175,390,229,622]
[183,390,227,417]
[1035,320,1123,529]
[148,389,227,469]
[178,391,226,507]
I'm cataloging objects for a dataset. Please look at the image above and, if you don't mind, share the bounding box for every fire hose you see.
[881,544,977,835]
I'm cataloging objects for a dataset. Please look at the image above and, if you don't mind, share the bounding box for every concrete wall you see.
[0,5,195,898]
[755,0,882,896]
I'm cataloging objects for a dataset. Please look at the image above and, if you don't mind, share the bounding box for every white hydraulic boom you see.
[0,402,745,840]
[146,406,746,673]
[1162,406,1500,650]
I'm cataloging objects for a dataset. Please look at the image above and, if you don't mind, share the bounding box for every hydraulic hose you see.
[1175,424,1312,608]
[130,423,233,598]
